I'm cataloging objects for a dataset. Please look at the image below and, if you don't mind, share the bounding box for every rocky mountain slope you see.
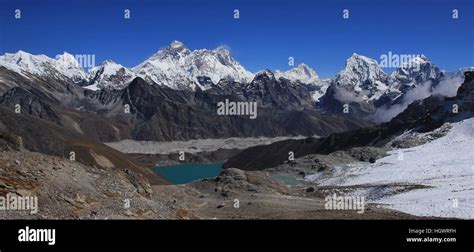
[0,149,174,219]
[0,105,168,185]
[89,77,370,141]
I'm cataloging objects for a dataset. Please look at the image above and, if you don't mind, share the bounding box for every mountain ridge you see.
[1,43,471,123]
[0,41,329,92]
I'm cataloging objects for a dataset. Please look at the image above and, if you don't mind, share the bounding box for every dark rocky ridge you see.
[115,78,371,141]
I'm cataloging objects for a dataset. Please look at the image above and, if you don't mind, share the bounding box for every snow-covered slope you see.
[85,60,136,90]
[133,41,253,90]
[307,117,474,219]
[185,46,254,85]
[309,79,331,102]
[0,50,87,84]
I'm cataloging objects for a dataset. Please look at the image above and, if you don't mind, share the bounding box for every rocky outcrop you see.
[123,169,153,198]
[212,168,291,197]
[0,150,174,219]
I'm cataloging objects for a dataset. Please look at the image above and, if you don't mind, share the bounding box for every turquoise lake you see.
[153,163,223,184]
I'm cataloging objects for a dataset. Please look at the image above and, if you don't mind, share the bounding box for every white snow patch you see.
[306,118,474,219]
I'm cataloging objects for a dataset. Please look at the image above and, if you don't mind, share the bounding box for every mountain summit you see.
[275,63,321,84]
[86,60,136,90]
[334,53,389,100]
[132,41,254,90]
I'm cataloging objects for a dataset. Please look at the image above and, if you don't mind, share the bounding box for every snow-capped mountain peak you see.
[54,52,87,83]
[397,55,432,72]
[170,40,185,49]
[146,40,191,62]
[332,53,388,101]
[343,53,387,80]
[416,54,428,61]
[254,69,276,81]
[341,53,387,81]
[274,63,329,102]
[185,47,253,85]
[275,63,321,84]
[213,46,230,55]
[55,52,79,66]
[0,50,51,76]
[211,46,234,66]
[133,40,254,90]
[85,60,136,91]
[0,50,87,83]
[388,54,442,93]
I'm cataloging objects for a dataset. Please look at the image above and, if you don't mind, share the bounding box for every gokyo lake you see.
[153,163,223,184]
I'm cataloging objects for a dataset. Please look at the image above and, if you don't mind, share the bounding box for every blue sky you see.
[0,0,472,78]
